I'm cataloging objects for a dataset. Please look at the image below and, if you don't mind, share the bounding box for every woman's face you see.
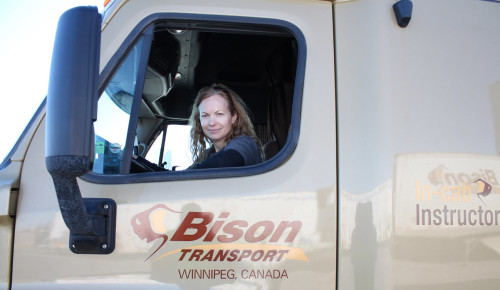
[199,94,237,151]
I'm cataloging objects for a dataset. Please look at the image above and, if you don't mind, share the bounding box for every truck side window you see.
[144,124,193,170]
[87,17,303,180]
[93,38,145,174]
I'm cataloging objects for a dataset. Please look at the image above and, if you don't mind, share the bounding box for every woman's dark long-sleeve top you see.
[191,135,262,169]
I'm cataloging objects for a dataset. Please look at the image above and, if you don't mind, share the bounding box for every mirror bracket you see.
[69,198,116,254]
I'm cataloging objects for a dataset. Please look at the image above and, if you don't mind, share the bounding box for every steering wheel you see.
[130,155,168,173]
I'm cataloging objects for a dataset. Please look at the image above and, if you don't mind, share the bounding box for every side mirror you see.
[45,6,116,254]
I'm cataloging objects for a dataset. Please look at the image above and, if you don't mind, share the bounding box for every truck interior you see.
[102,20,299,173]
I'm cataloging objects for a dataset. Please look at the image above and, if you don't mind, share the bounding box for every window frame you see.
[82,13,307,184]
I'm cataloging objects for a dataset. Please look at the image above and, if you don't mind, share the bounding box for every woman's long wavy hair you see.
[189,83,261,165]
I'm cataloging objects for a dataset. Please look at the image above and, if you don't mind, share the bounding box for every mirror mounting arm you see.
[46,156,104,235]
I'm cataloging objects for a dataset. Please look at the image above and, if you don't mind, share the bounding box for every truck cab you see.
[1,0,500,289]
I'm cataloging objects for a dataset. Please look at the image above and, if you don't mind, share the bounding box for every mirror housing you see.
[45,6,115,254]
[46,6,100,160]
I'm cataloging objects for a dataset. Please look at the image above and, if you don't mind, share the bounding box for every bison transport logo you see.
[473,179,492,205]
[131,204,181,261]
[427,165,496,205]
[131,204,308,262]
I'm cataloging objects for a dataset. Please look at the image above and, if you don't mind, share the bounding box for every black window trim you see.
[120,26,154,174]
[82,12,306,184]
